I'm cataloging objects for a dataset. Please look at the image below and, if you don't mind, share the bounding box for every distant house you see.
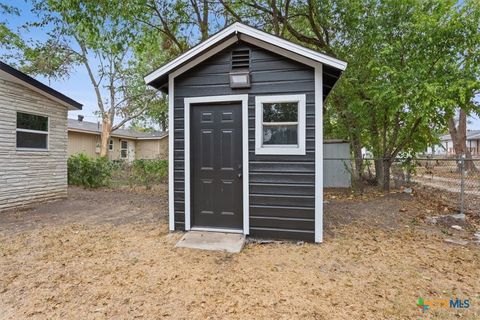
[0,61,82,211]
[430,131,480,156]
[68,117,168,162]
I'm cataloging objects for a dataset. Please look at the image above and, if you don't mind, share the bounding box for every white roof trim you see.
[144,22,347,85]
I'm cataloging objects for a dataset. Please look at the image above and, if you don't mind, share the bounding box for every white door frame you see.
[183,94,250,235]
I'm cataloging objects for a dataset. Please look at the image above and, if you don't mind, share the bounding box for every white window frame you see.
[108,139,114,152]
[120,140,128,159]
[255,94,306,155]
[15,112,49,151]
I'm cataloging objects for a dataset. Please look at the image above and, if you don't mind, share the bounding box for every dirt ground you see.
[0,186,479,319]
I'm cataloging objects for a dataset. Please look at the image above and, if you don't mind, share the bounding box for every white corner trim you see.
[168,75,175,231]
[144,22,347,85]
[314,66,323,243]
[254,94,306,155]
[183,94,250,235]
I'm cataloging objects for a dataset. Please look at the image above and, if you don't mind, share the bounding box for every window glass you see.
[120,140,128,158]
[263,125,298,145]
[16,131,48,149]
[17,112,48,131]
[263,103,298,123]
[109,139,114,151]
[262,102,298,145]
[16,112,48,149]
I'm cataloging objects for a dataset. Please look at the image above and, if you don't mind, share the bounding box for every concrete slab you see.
[175,231,245,253]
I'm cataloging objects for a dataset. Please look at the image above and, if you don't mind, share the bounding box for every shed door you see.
[191,102,243,229]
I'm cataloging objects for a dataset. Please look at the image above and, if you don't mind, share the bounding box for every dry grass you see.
[0,188,479,319]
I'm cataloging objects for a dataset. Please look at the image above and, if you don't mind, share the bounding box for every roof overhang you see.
[144,22,347,93]
[0,61,82,110]
[468,133,480,140]
[68,127,168,140]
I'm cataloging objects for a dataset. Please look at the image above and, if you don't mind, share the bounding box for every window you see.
[16,112,49,150]
[255,95,306,155]
[108,139,114,151]
[120,140,128,159]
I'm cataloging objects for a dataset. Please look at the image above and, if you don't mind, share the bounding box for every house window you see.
[108,139,114,151]
[255,94,306,155]
[16,112,49,150]
[120,140,128,159]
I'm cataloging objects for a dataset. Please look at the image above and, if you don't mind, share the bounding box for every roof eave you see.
[0,61,83,110]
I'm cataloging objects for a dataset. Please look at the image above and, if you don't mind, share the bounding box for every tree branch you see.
[111,102,151,131]
[75,36,105,113]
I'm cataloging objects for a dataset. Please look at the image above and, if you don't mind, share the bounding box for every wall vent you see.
[231,49,250,70]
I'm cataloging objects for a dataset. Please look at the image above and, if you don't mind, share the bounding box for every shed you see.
[324,140,352,188]
[145,23,347,242]
[0,61,82,211]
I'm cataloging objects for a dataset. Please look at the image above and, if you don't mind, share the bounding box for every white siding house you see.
[0,62,82,211]
[429,131,480,156]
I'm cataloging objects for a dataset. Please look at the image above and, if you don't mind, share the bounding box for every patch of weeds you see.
[441,229,452,236]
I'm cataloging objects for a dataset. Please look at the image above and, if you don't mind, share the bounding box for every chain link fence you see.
[325,157,480,217]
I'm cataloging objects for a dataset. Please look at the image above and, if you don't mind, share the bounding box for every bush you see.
[131,159,168,190]
[67,153,113,188]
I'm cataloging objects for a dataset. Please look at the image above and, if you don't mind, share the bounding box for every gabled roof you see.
[0,61,82,110]
[68,119,168,140]
[144,22,347,93]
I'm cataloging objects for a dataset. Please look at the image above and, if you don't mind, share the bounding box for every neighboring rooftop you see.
[439,130,480,141]
[68,118,168,140]
[0,61,82,110]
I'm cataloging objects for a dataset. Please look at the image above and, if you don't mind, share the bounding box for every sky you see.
[2,1,480,130]
[3,1,125,125]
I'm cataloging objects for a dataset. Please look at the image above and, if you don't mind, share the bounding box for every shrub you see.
[132,159,168,190]
[67,153,113,188]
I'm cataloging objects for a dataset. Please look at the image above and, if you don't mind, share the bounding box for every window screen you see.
[16,112,48,150]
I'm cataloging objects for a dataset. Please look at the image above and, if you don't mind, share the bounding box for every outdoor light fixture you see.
[229,69,251,88]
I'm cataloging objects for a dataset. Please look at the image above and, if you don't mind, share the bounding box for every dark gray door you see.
[191,102,243,229]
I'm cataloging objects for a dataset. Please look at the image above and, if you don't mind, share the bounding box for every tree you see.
[218,0,480,190]
[19,0,162,157]
[448,109,479,171]
[0,2,24,54]
[132,0,229,54]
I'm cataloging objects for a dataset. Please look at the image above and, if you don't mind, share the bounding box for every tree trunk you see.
[374,158,384,187]
[99,115,112,158]
[351,135,363,181]
[382,158,391,191]
[448,109,477,172]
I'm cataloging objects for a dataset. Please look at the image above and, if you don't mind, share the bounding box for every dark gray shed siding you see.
[173,41,316,241]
